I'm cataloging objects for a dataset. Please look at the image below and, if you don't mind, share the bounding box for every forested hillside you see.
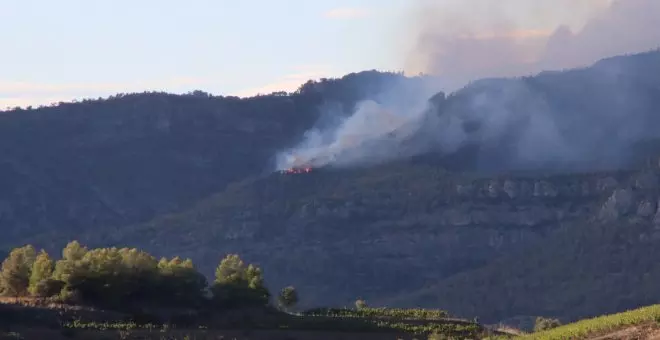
[0,71,428,250]
[3,50,660,326]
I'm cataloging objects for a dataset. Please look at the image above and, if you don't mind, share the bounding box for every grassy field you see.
[57,314,484,337]
[508,304,660,340]
[1,319,480,340]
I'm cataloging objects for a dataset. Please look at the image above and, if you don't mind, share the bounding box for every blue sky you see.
[0,0,613,108]
[0,0,411,108]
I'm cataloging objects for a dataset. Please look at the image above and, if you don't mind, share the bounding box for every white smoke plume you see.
[276,0,660,172]
[275,91,435,170]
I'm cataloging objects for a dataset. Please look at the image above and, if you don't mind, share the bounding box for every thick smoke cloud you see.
[275,0,660,172]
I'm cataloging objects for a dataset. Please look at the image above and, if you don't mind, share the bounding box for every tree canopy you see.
[0,241,271,312]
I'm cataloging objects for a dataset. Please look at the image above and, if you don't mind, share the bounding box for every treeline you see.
[0,241,287,311]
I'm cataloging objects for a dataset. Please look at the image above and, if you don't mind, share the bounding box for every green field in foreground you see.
[510,304,660,340]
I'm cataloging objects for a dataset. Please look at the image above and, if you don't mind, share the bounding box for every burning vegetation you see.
[278,154,315,174]
[281,167,313,175]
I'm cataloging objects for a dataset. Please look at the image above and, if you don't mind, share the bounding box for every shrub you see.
[355,299,368,310]
[534,317,562,332]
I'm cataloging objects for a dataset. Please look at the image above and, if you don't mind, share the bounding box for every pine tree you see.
[28,250,55,297]
[53,241,88,283]
[214,254,246,285]
[0,245,37,297]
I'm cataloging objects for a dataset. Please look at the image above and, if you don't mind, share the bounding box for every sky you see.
[0,0,620,109]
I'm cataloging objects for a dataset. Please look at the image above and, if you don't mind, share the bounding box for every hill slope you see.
[84,161,660,322]
[515,304,660,340]
[0,71,425,250]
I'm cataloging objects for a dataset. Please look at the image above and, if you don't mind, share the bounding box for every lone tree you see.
[211,254,270,308]
[277,286,299,311]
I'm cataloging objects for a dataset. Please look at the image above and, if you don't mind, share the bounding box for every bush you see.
[534,317,562,332]
[355,299,368,310]
[59,288,83,305]
[30,279,64,298]
[278,286,299,311]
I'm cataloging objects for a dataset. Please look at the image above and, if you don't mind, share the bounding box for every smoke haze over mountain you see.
[406,0,660,88]
[275,0,660,172]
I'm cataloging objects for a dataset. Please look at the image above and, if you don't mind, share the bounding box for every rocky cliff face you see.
[375,166,660,323]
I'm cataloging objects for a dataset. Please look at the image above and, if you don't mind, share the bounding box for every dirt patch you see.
[588,323,660,340]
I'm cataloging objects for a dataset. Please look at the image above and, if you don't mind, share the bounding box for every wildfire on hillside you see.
[281,167,313,175]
